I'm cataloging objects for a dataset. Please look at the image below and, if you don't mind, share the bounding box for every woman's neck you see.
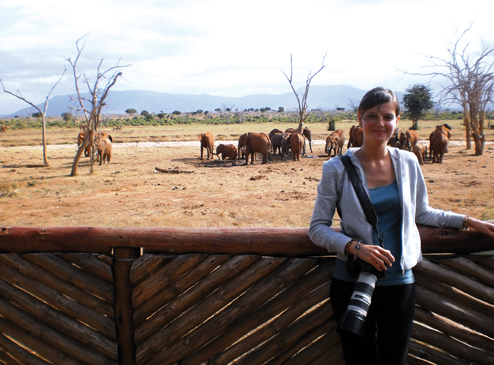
[354,143,395,188]
[354,142,388,163]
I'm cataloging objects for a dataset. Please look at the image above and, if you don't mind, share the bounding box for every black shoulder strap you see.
[339,155,384,246]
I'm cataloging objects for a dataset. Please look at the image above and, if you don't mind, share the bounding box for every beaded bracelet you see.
[463,215,470,231]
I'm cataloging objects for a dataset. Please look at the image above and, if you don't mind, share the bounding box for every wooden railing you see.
[1,225,493,365]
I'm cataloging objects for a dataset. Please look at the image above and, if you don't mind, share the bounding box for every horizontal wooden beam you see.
[1,223,493,256]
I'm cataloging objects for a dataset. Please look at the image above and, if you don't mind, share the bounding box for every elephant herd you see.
[198,123,453,166]
[385,123,452,164]
[198,127,313,165]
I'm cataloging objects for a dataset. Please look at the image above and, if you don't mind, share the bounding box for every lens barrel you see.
[338,271,378,337]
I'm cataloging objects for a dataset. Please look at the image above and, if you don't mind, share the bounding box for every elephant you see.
[290,132,304,161]
[285,127,312,154]
[216,144,237,164]
[325,129,346,157]
[96,137,112,165]
[98,132,113,143]
[269,128,284,141]
[78,131,113,158]
[78,131,92,157]
[430,125,450,163]
[281,132,292,157]
[428,124,452,158]
[238,132,271,164]
[347,125,364,148]
[413,144,426,165]
[198,132,215,160]
[388,127,406,149]
[404,130,419,151]
[270,132,284,155]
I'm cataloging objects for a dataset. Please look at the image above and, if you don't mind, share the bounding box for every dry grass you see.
[1,121,493,228]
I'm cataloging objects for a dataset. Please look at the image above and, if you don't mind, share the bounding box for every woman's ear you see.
[357,113,362,127]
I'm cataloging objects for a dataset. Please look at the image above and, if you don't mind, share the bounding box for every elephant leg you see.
[262,152,269,164]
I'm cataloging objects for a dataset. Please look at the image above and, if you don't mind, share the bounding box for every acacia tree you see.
[281,54,327,133]
[1,69,66,165]
[405,25,494,155]
[402,84,434,130]
[67,35,130,176]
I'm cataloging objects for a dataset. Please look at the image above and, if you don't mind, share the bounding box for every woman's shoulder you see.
[389,147,418,163]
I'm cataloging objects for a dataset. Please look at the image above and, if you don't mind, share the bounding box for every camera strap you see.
[338,155,384,247]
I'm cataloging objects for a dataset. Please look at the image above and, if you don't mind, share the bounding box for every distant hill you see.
[2,85,406,117]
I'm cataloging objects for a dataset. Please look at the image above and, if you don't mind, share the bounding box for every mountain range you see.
[4,85,407,118]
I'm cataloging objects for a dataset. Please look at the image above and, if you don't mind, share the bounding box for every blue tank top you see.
[333,180,414,286]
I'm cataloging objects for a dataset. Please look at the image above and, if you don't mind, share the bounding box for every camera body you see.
[338,256,385,338]
[346,255,385,278]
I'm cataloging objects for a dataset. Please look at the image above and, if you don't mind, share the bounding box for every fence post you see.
[113,247,140,365]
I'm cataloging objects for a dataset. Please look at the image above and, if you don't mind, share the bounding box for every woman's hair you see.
[358,87,400,116]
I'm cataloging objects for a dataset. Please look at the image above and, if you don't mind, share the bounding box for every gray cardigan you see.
[308,147,465,272]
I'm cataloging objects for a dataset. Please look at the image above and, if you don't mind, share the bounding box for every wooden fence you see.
[0,225,493,365]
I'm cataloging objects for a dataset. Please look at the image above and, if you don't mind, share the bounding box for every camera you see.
[337,256,385,338]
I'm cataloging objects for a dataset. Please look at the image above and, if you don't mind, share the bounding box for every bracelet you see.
[355,241,361,259]
[344,240,353,256]
[463,216,470,231]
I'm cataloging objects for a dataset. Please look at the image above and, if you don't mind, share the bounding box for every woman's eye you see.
[364,114,378,121]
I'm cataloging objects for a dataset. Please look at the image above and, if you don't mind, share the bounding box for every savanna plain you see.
[1,120,493,229]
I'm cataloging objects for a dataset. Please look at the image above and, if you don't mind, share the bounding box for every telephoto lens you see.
[337,271,378,338]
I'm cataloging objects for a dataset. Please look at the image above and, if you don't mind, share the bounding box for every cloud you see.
[1,0,493,115]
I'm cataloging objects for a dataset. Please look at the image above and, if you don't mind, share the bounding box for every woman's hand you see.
[350,241,395,272]
[466,217,494,238]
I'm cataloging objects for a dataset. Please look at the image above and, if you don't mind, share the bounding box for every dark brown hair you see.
[358,87,400,116]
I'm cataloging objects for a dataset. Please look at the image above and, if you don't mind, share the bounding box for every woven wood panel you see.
[410,256,494,365]
[131,254,343,365]
[0,253,118,365]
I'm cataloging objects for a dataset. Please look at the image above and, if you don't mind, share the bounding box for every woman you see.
[308,87,494,365]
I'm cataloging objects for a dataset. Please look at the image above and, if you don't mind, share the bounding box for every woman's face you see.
[358,101,400,145]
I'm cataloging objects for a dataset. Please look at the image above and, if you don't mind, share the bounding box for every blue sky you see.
[0,0,492,115]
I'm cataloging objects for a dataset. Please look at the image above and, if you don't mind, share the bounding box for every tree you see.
[61,112,74,127]
[67,35,129,176]
[125,108,137,115]
[347,98,359,113]
[403,24,494,155]
[1,68,66,165]
[402,84,434,130]
[281,54,327,133]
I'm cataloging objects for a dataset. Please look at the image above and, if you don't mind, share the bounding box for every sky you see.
[0,0,493,115]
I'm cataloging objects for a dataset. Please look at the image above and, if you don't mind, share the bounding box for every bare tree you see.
[1,70,66,165]
[347,98,360,114]
[402,24,494,155]
[281,54,327,133]
[66,35,130,176]
[222,104,235,124]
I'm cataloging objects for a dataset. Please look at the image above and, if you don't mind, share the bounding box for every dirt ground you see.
[1,123,493,228]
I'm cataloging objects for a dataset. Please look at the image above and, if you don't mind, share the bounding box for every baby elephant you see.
[216,144,237,165]
[97,137,112,165]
